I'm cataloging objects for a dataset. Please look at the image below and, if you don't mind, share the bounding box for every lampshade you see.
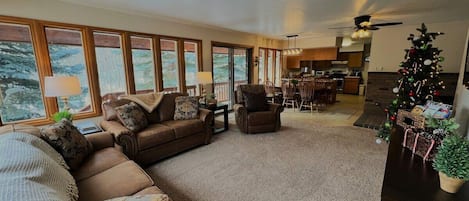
[196,72,213,84]
[44,76,81,97]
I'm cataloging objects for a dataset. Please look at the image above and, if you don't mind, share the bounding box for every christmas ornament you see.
[433,90,440,96]
[376,138,382,144]
[409,91,414,96]
[439,56,445,62]
[421,44,427,50]
[423,59,432,65]
[393,87,399,93]
[384,122,391,128]
[392,99,398,105]
[408,77,415,82]
[390,115,396,121]
[409,48,416,55]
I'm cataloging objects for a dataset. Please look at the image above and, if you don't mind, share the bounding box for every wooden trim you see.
[178,39,186,93]
[122,32,135,94]
[212,41,254,49]
[154,36,164,91]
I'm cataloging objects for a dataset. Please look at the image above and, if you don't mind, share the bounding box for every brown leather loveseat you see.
[100,93,213,165]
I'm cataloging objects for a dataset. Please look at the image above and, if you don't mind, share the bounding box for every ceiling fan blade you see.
[367,26,380,30]
[371,22,403,26]
[328,26,354,30]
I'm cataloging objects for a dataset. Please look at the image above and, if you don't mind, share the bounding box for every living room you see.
[1,0,469,201]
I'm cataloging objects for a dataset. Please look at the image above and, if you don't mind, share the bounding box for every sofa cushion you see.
[72,147,129,182]
[161,119,205,139]
[0,124,41,138]
[102,99,132,121]
[242,91,268,112]
[174,96,199,120]
[105,194,170,201]
[137,124,176,151]
[77,160,154,201]
[157,93,184,122]
[40,119,93,170]
[247,111,276,126]
[115,102,149,133]
[134,186,165,196]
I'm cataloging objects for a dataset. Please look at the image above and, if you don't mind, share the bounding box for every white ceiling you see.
[59,0,469,39]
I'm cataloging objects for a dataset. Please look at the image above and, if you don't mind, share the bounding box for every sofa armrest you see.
[85,131,114,151]
[233,104,248,133]
[100,120,138,159]
[268,103,283,114]
[199,108,214,144]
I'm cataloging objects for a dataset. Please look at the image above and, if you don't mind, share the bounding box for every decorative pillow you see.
[105,194,170,201]
[40,119,93,170]
[115,102,149,132]
[174,96,199,120]
[243,91,269,112]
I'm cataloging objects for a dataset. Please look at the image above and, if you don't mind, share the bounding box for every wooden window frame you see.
[259,47,283,85]
[0,15,203,126]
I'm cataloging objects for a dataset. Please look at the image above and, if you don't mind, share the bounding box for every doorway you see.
[212,44,252,109]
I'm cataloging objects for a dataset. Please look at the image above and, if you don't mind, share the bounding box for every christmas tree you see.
[377,23,446,143]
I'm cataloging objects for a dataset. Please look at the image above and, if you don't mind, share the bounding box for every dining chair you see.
[314,79,328,110]
[298,81,317,113]
[265,81,276,103]
[281,81,298,111]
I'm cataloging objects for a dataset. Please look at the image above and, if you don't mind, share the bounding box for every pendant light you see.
[283,34,303,56]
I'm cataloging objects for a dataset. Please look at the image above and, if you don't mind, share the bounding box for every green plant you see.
[433,135,469,180]
[52,111,73,122]
[426,117,459,134]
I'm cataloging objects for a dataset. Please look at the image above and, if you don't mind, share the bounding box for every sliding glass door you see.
[212,46,250,108]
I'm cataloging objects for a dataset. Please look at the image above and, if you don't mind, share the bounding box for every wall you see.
[0,0,284,78]
[291,36,336,49]
[454,28,469,137]
[369,20,469,73]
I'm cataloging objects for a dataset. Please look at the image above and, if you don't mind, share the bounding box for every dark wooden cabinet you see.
[313,60,331,69]
[343,77,360,94]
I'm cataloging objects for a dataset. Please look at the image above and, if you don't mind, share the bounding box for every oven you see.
[333,78,344,92]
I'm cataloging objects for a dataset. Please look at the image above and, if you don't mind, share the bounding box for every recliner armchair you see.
[233,84,283,134]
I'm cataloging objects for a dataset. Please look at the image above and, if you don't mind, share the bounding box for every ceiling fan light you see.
[351,31,359,39]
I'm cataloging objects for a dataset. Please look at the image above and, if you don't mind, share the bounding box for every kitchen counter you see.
[343,77,360,94]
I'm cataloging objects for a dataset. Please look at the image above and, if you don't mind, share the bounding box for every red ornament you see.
[433,90,440,96]
[409,48,416,55]
[409,91,414,96]
[384,108,389,112]
[390,115,396,121]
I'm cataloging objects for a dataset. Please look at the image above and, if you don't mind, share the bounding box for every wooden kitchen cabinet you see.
[347,52,363,68]
[286,55,301,68]
[343,77,360,94]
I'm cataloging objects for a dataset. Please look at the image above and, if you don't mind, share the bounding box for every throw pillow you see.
[115,102,149,132]
[243,91,269,112]
[105,194,170,201]
[174,96,199,120]
[40,119,93,170]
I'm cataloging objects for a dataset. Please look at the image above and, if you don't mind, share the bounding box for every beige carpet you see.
[145,109,388,201]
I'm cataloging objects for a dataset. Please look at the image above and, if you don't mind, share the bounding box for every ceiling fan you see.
[330,15,403,31]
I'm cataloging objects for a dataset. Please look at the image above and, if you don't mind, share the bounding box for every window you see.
[94,32,126,101]
[275,50,282,86]
[45,27,92,113]
[267,49,274,83]
[0,22,46,123]
[160,39,180,92]
[184,41,199,96]
[258,48,265,84]
[131,36,155,94]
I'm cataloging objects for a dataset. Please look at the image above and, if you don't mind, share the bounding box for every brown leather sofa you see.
[100,93,213,165]
[234,84,283,134]
[0,124,165,201]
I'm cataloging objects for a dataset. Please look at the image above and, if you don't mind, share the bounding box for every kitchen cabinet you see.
[312,60,331,69]
[286,55,301,68]
[347,52,363,68]
[343,77,360,94]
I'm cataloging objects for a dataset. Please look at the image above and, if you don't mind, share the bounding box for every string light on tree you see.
[376,23,446,143]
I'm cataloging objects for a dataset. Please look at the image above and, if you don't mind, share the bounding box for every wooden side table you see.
[381,126,469,201]
[202,104,228,134]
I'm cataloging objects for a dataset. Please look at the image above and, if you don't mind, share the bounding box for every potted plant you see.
[433,134,469,193]
[52,110,73,123]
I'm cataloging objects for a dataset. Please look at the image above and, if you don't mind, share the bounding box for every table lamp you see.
[196,72,213,104]
[44,76,81,111]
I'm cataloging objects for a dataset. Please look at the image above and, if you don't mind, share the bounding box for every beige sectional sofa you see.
[0,124,168,201]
